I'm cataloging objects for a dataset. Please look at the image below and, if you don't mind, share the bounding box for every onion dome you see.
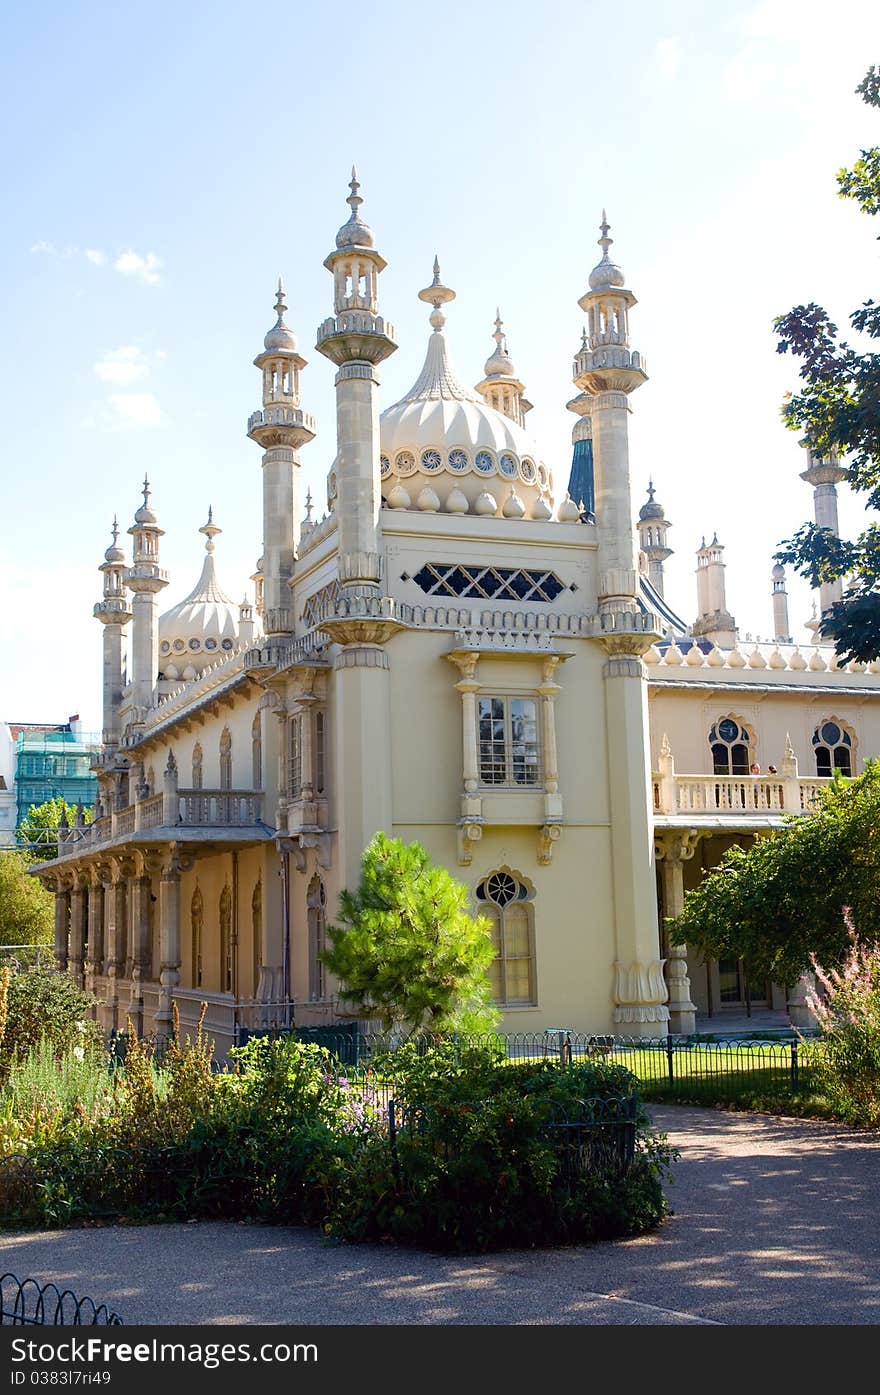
[379,260,555,515]
[588,211,626,291]
[772,562,785,582]
[158,510,258,679]
[335,166,375,249]
[638,480,664,522]
[483,309,517,379]
[134,476,157,525]
[263,279,298,353]
[104,516,125,564]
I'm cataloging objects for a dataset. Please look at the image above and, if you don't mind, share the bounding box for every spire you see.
[199,506,221,553]
[304,488,314,523]
[178,514,234,606]
[104,515,125,564]
[335,164,375,249]
[483,307,517,379]
[395,259,477,403]
[418,255,456,331]
[637,480,672,595]
[588,210,626,291]
[134,475,157,525]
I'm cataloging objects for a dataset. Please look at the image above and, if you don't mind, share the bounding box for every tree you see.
[674,762,880,988]
[774,66,880,662]
[0,851,54,951]
[319,833,500,1036]
[16,796,91,864]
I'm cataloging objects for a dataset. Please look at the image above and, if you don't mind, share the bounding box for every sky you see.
[1,0,879,735]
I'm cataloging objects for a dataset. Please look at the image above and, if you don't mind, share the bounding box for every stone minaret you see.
[474,309,532,428]
[693,534,737,648]
[574,215,666,1036]
[126,479,168,713]
[800,442,847,623]
[248,281,315,637]
[315,168,397,601]
[93,518,133,749]
[637,482,673,597]
[772,562,791,643]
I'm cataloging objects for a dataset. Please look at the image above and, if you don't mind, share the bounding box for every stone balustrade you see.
[653,772,829,818]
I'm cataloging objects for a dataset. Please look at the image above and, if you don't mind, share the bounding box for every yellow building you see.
[32,178,880,1052]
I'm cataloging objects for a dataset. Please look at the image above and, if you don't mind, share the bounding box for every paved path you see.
[2,1106,878,1325]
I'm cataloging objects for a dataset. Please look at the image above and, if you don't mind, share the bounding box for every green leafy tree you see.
[0,851,54,951]
[16,796,91,864]
[774,66,880,662]
[319,833,500,1036]
[675,761,880,988]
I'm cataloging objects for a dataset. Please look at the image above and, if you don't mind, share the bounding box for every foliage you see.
[327,1042,674,1252]
[0,852,54,951]
[773,67,880,662]
[16,797,92,865]
[806,910,880,1126]
[320,833,500,1036]
[0,969,102,1079]
[675,762,880,987]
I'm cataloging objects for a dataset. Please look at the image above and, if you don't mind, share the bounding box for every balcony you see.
[652,773,828,819]
[54,788,267,861]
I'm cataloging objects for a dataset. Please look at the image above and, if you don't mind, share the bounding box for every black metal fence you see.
[0,1272,123,1326]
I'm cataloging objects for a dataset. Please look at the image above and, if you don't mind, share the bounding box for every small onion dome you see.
[639,480,664,521]
[502,488,526,519]
[475,491,497,515]
[416,486,440,512]
[557,493,581,522]
[263,280,298,353]
[530,495,552,521]
[386,484,411,509]
[772,562,786,581]
[445,487,468,514]
[484,310,517,378]
[104,517,125,563]
[336,167,375,249]
[134,477,157,525]
[588,212,626,291]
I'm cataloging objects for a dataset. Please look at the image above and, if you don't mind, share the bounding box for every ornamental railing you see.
[652,772,831,817]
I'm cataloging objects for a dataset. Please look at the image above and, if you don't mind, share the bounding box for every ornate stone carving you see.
[612,960,669,1024]
[537,823,561,865]
[457,821,483,866]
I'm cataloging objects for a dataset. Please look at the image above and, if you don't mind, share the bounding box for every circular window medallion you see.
[499,452,518,478]
[536,463,549,489]
[380,455,391,478]
[160,640,171,655]
[173,639,185,653]
[475,451,495,474]
[821,721,841,746]
[396,450,416,477]
[189,638,201,651]
[448,448,469,472]
[205,637,218,651]
[421,449,442,472]
[520,457,537,484]
[221,638,234,650]
[718,718,740,743]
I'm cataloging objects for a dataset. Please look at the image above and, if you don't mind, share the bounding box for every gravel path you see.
[2,1105,878,1325]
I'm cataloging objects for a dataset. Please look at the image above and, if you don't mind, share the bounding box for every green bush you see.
[808,914,880,1126]
[0,970,102,1079]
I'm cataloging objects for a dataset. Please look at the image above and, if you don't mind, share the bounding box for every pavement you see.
[1,1104,879,1326]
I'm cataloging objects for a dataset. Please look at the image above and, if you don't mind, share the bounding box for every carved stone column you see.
[85,874,104,993]
[447,651,483,864]
[68,880,87,983]
[655,829,701,1034]
[53,886,70,972]
[156,848,188,1033]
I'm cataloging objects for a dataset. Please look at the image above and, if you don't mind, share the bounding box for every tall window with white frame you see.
[812,719,853,776]
[709,717,751,775]
[475,869,536,1006]
[288,714,302,801]
[478,696,540,787]
[307,875,326,1001]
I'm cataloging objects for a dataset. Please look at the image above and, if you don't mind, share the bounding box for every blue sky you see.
[2,0,878,732]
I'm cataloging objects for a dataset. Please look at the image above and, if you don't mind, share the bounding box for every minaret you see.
[636,481,673,597]
[247,280,315,637]
[693,534,737,648]
[125,479,168,712]
[771,562,791,643]
[474,308,532,428]
[799,442,848,625]
[572,213,647,619]
[574,214,666,1037]
[315,168,397,601]
[565,372,594,522]
[93,517,133,748]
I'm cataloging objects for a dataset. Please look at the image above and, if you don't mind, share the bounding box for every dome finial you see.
[133,475,157,526]
[599,209,612,258]
[588,209,626,291]
[304,488,314,523]
[418,255,456,331]
[199,506,222,554]
[647,478,655,503]
[483,306,516,379]
[112,515,119,545]
[263,277,298,353]
[335,165,374,249]
[103,514,125,563]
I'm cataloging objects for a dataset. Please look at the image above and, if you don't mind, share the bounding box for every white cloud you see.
[114,249,162,285]
[107,392,163,427]
[94,346,150,386]
[653,37,681,82]
[29,240,76,258]
[85,248,107,265]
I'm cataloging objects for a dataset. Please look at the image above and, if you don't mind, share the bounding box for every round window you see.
[160,641,171,654]
[189,638,201,651]
[821,721,842,746]
[221,638,234,650]
[520,457,537,484]
[396,451,416,477]
[421,449,442,472]
[205,637,217,651]
[173,639,185,653]
[475,451,495,474]
[718,718,740,743]
[448,449,469,472]
[499,453,518,478]
[380,455,391,478]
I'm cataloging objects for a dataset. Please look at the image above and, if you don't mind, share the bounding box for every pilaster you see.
[654,829,701,1034]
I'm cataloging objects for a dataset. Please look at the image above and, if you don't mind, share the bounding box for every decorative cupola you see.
[248,280,315,638]
[693,533,737,649]
[636,481,673,597]
[799,438,848,628]
[771,562,791,643]
[125,478,169,713]
[94,517,133,748]
[316,168,397,603]
[474,309,532,428]
[158,509,250,681]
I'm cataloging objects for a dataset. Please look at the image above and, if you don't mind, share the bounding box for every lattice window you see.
[411,562,564,602]
[478,696,540,786]
[812,719,853,777]
[475,868,536,1006]
[301,580,341,631]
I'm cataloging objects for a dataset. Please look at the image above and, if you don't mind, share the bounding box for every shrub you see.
[807,911,880,1126]
[0,970,102,1079]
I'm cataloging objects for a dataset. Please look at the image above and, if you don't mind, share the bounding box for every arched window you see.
[191,884,203,987]
[192,743,203,790]
[475,868,536,1006]
[307,875,327,1001]
[708,717,752,775]
[812,719,853,777]
[220,883,232,993]
[252,712,262,789]
[251,879,262,996]
[219,727,232,791]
